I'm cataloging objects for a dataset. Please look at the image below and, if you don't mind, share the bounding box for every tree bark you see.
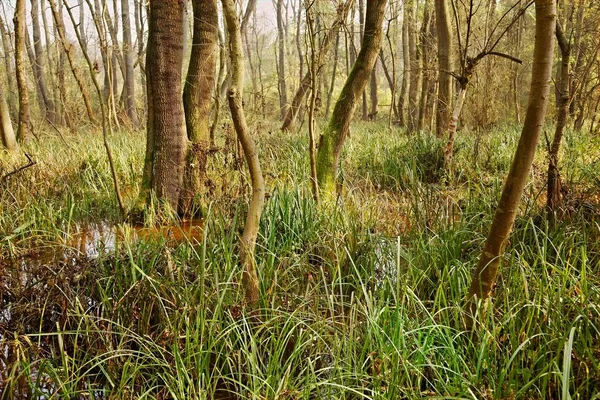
[0,15,17,116]
[398,2,410,127]
[14,0,32,142]
[122,0,139,127]
[31,0,58,125]
[407,0,421,132]
[142,0,187,213]
[434,0,453,137]
[546,22,570,214]
[316,0,387,200]
[359,0,368,121]
[222,0,265,308]
[276,0,288,119]
[181,0,218,217]
[466,0,556,325]
[0,77,17,151]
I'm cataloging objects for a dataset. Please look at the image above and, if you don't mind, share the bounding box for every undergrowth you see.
[0,121,599,399]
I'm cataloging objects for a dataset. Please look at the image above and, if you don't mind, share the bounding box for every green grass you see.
[1,120,599,399]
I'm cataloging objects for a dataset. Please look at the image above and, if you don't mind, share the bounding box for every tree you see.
[142,0,187,213]
[14,0,32,143]
[31,0,58,125]
[281,1,351,132]
[276,0,288,119]
[0,77,17,151]
[466,0,556,326]
[546,20,571,214]
[122,0,139,127]
[222,0,265,307]
[315,0,387,200]
[181,0,218,216]
[434,0,452,137]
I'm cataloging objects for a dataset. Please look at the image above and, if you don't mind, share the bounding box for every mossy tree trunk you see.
[222,0,265,308]
[466,0,556,326]
[315,0,387,200]
[181,0,218,217]
[142,0,188,213]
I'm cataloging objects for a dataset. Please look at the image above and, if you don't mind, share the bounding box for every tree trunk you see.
[142,0,187,213]
[0,77,17,151]
[466,0,556,325]
[222,0,265,308]
[0,16,17,116]
[280,3,350,132]
[181,0,218,217]
[316,0,387,200]
[122,0,139,127]
[276,0,288,119]
[31,0,58,125]
[325,30,340,118]
[398,2,410,127]
[359,0,368,121]
[369,62,378,120]
[547,22,570,214]
[417,0,432,131]
[434,0,453,137]
[407,0,421,132]
[14,0,32,142]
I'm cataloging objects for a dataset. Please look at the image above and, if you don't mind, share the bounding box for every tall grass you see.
[1,121,599,398]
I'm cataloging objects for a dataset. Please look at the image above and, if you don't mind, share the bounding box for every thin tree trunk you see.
[222,0,265,308]
[281,3,350,132]
[31,0,58,125]
[306,5,319,202]
[359,0,368,121]
[0,77,17,151]
[14,0,32,142]
[276,0,288,119]
[369,61,378,120]
[547,22,570,213]
[407,0,421,132]
[325,30,340,118]
[122,0,139,127]
[434,0,453,137]
[62,0,125,217]
[398,2,410,127]
[417,0,432,131]
[316,0,387,200]
[50,1,97,124]
[0,15,17,116]
[466,0,556,326]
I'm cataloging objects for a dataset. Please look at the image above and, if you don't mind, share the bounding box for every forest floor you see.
[0,120,599,399]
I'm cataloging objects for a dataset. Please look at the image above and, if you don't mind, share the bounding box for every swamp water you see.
[0,220,203,398]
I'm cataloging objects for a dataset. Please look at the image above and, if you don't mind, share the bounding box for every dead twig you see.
[1,153,37,182]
